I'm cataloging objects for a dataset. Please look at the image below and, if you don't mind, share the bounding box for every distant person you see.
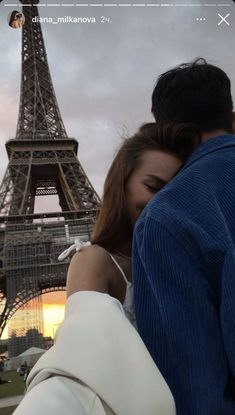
[12,123,199,415]
[8,10,25,29]
[133,58,235,414]
[24,366,31,382]
[19,361,28,376]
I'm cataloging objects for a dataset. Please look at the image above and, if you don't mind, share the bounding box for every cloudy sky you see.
[0,0,234,206]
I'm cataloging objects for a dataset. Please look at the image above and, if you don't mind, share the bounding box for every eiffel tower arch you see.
[0,0,101,355]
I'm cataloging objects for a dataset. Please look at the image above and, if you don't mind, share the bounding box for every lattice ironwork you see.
[0,140,100,216]
[0,0,101,355]
[1,214,95,335]
[17,0,67,140]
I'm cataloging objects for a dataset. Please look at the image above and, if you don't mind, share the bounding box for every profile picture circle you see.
[8,10,25,29]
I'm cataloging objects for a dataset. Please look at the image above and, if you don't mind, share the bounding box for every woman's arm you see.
[66,245,114,298]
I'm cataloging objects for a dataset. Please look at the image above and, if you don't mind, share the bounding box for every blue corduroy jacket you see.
[133,134,235,415]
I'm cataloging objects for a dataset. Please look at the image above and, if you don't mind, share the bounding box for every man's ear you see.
[232,112,235,133]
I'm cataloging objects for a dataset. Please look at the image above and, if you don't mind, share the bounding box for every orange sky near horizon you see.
[42,292,66,338]
[42,291,66,306]
[1,291,67,340]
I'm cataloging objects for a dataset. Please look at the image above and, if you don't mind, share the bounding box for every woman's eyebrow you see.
[144,174,168,186]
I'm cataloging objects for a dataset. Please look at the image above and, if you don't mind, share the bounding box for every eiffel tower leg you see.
[0,302,9,337]
[10,165,31,216]
[59,156,101,210]
[0,168,15,216]
[0,150,32,216]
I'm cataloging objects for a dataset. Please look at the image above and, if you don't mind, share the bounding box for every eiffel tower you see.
[0,0,100,356]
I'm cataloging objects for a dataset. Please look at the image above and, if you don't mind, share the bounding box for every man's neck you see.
[201,130,228,142]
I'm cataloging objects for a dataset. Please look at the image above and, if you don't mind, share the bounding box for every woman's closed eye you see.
[143,175,168,194]
[145,183,164,193]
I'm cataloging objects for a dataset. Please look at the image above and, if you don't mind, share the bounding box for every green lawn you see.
[0,406,17,415]
[0,371,25,399]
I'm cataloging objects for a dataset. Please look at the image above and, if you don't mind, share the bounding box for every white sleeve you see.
[22,291,175,415]
[13,377,87,415]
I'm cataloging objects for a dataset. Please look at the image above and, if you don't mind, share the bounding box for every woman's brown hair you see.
[91,123,200,253]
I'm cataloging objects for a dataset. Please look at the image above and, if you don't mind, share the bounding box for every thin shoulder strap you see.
[108,254,129,285]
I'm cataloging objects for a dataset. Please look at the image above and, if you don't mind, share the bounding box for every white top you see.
[58,240,137,328]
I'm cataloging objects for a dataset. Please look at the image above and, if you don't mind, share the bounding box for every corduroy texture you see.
[133,134,235,415]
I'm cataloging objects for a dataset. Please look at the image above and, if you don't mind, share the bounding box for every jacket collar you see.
[182,134,235,171]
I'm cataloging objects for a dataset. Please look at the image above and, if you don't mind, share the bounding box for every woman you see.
[67,122,199,321]
[14,123,200,415]
[8,10,25,29]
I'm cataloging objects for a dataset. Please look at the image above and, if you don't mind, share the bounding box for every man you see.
[133,59,235,414]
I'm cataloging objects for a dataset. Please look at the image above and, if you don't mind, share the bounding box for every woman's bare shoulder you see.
[66,244,115,298]
[71,244,112,267]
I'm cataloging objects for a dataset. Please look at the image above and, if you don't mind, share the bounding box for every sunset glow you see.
[1,292,66,340]
[42,292,66,338]
[43,303,65,338]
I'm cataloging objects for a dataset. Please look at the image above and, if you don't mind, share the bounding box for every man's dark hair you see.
[151,58,233,133]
